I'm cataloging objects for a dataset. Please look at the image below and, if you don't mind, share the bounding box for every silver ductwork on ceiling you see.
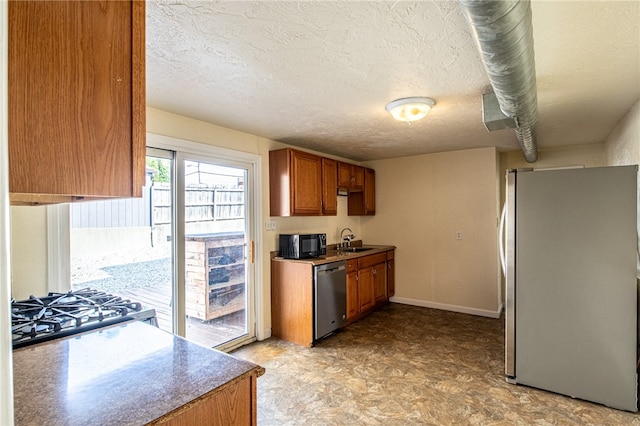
[459,0,539,163]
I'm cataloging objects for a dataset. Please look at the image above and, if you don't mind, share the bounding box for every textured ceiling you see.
[146,1,640,162]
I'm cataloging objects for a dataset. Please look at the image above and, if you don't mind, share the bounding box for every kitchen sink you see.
[338,247,374,253]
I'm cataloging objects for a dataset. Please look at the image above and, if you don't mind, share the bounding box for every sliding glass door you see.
[178,154,253,348]
[71,144,256,350]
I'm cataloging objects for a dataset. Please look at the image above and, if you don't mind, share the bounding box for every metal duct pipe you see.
[459,0,539,163]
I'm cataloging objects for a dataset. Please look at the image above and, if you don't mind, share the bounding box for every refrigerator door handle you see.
[505,170,517,380]
[499,202,507,276]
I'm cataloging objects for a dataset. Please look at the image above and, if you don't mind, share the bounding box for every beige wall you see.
[606,100,640,166]
[500,143,607,172]
[363,147,502,317]
[498,143,608,212]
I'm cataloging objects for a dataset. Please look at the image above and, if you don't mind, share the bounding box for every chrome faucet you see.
[339,228,354,249]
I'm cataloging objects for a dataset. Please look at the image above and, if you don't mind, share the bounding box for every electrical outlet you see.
[455,231,463,240]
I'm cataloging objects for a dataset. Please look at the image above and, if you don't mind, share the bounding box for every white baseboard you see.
[389,296,504,319]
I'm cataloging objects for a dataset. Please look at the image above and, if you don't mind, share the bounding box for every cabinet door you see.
[358,267,375,312]
[387,258,395,298]
[347,167,375,216]
[346,271,359,320]
[8,0,145,204]
[337,162,354,189]
[364,168,376,215]
[352,166,365,191]
[321,158,337,216]
[291,150,323,215]
[373,262,387,303]
[338,162,364,191]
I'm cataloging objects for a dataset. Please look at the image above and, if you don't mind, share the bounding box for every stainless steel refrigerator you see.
[501,166,638,412]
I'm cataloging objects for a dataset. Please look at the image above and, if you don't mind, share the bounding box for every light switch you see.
[265,220,276,231]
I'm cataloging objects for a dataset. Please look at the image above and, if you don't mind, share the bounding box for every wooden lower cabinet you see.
[271,248,395,345]
[387,250,395,297]
[346,259,359,320]
[271,260,314,347]
[373,261,388,304]
[356,251,387,313]
[152,373,259,426]
[357,266,375,312]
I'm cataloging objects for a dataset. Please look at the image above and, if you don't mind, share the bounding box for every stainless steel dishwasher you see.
[314,260,347,340]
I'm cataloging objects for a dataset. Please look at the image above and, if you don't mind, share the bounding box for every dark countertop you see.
[13,321,263,426]
[271,244,396,266]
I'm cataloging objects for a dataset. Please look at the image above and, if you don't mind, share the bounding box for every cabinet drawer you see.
[357,252,387,269]
[346,259,358,272]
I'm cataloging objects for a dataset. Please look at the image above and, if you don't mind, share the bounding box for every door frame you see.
[0,2,14,422]
[147,132,263,350]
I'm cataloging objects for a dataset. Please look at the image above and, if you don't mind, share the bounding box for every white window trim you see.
[0,2,14,423]
[46,204,70,294]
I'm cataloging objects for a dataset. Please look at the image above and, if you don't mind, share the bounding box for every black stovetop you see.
[11,288,149,349]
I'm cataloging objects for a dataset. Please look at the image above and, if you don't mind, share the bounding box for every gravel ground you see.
[71,245,171,293]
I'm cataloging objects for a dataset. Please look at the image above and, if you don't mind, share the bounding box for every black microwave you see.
[279,233,327,259]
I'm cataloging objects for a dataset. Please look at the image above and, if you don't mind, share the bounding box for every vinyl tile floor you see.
[232,303,640,425]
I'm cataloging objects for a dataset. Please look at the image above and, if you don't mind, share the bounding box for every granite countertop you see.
[271,243,396,266]
[13,321,264,426]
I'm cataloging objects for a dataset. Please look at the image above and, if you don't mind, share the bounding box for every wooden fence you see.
[153,187,244,225]
[71,186,244,228]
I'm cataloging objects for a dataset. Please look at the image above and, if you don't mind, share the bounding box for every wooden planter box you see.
[185,232,246,321]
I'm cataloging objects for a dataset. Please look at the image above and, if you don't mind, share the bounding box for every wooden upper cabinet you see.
[270,149,374,216]
[8,0,146,205]
[348,168,375,216]
[338,162,364,191]
[270,149,323,216]
[363,168,375,215]
[321,158,338,216]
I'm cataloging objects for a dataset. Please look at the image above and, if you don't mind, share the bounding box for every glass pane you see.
[183,160,248,347]
[70,154,175,334]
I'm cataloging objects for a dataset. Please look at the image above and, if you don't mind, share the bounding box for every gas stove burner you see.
[11,288,150,349]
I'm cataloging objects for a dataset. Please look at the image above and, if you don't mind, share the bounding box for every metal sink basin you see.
[338,247,374,253]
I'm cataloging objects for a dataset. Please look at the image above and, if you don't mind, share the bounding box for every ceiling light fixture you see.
[385,97,435,124]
